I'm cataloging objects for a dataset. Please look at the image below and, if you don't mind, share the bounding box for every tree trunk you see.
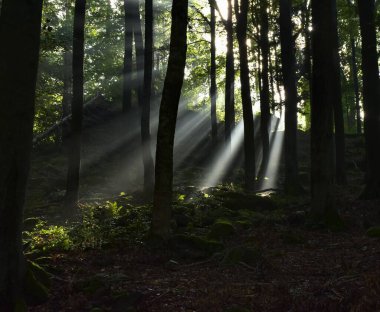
[123,0,133,112]
[350,38,362,135]
[258,1,271,179]
[279,0,302,194]
[331,4,346,185]
[132,0,144,107]
[141,0,155,194]
[236,0,256,191]
[0,0,43,307]
[225,0,235,148]
[358,0,380,199]
[310,0,341,227]
[65,0,86,208]
[210,1,218,145]
[151,0,189,239]
[62,0,72,145]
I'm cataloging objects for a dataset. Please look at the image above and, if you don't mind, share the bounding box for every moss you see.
[366,226,380,238]
[208,220,236,240]
[14,299,27,312]
[222,245,260,266]
[282,231,306,245]
[27,261,51,289]
[171,234,223,254]
[235,220,252,229]
[24,267,49,306]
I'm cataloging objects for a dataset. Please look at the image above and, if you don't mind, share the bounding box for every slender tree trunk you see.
[279,0,302,194]
[258,1,271,179]
[358,0,380,199]
[151,0,189,239]
[310,0,340,226]
[210,1,218,144]
[0,0,43,307]
[141,0,155,194]
[269,48,276,112]
[123,0,133,112]
[350,38,361,135]
[236,0,256,191]
[331,4,346,185]
[65,0,86,208]
[132,0,144,107]
[225,0,235,147]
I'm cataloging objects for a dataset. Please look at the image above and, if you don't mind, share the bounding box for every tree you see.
[236,0,256,191]
[65,0,87,208]
[209,0,218,145]
[331,3,346,185]
[141,0,155,194]
[151,0,189,238]
[309,0,341,226]
[279,0,302,194]
[132,0,144,107]
[258,0,271,179]
[0,0,43,307]
[123,0,133,112]
[358,0,380,199]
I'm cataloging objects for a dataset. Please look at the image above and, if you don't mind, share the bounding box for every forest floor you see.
[25,111,380,311]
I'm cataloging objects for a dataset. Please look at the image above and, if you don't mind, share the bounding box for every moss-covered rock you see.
[171,234,223,256]
[27,261,51,289]
[222,245,260,266]
[24,267,49,306]
[208,220,236,240]
[366,226,380,238]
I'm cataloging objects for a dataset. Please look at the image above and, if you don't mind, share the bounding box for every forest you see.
[0,0,380,310]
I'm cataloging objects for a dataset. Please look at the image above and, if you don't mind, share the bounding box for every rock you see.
[366,226,380,238]
[171,234,223,257]
[24,266,49,306]
[208,220,236,240]
[111,291,143,312]
[222,245,260,266]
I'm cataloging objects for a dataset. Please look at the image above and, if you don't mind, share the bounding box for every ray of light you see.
[258,113,284,190]
[200,121,244,188]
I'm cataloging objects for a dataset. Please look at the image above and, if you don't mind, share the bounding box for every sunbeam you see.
[200,121,245,188]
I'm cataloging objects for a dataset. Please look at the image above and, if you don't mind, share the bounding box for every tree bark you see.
[0,0,43,307]
[132,0,144,107]
[224,0,235,148]
[310,0,340,226]
[151,0,189,239]
[350,38,361,135]
[141,0,155,194]
[123,0,133,112]
[65,0,86,208]
[358,0,380,199]
[258,0,271,179]
[331,3,346,185]
[210,1,218,145]
[236,0,256,191]
[279,0,302,194]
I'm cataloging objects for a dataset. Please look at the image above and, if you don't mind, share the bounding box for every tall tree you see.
[211,0,235,147]
[310,0,340,226]
[236,0,256,191]
[65,0,87,208]
[141,0,155,194]
[151,0,189,238]
[358,0,380,199]
[258,0,271,179]
[132,0,144,107]
[331,3,346,185]
[123,0,133,112]
[279,0,302,194]
[210,0,218,144]
[0,0,43,307]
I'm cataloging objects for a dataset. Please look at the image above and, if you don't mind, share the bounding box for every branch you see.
[190,4,211,27]
[209,0,228,29]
